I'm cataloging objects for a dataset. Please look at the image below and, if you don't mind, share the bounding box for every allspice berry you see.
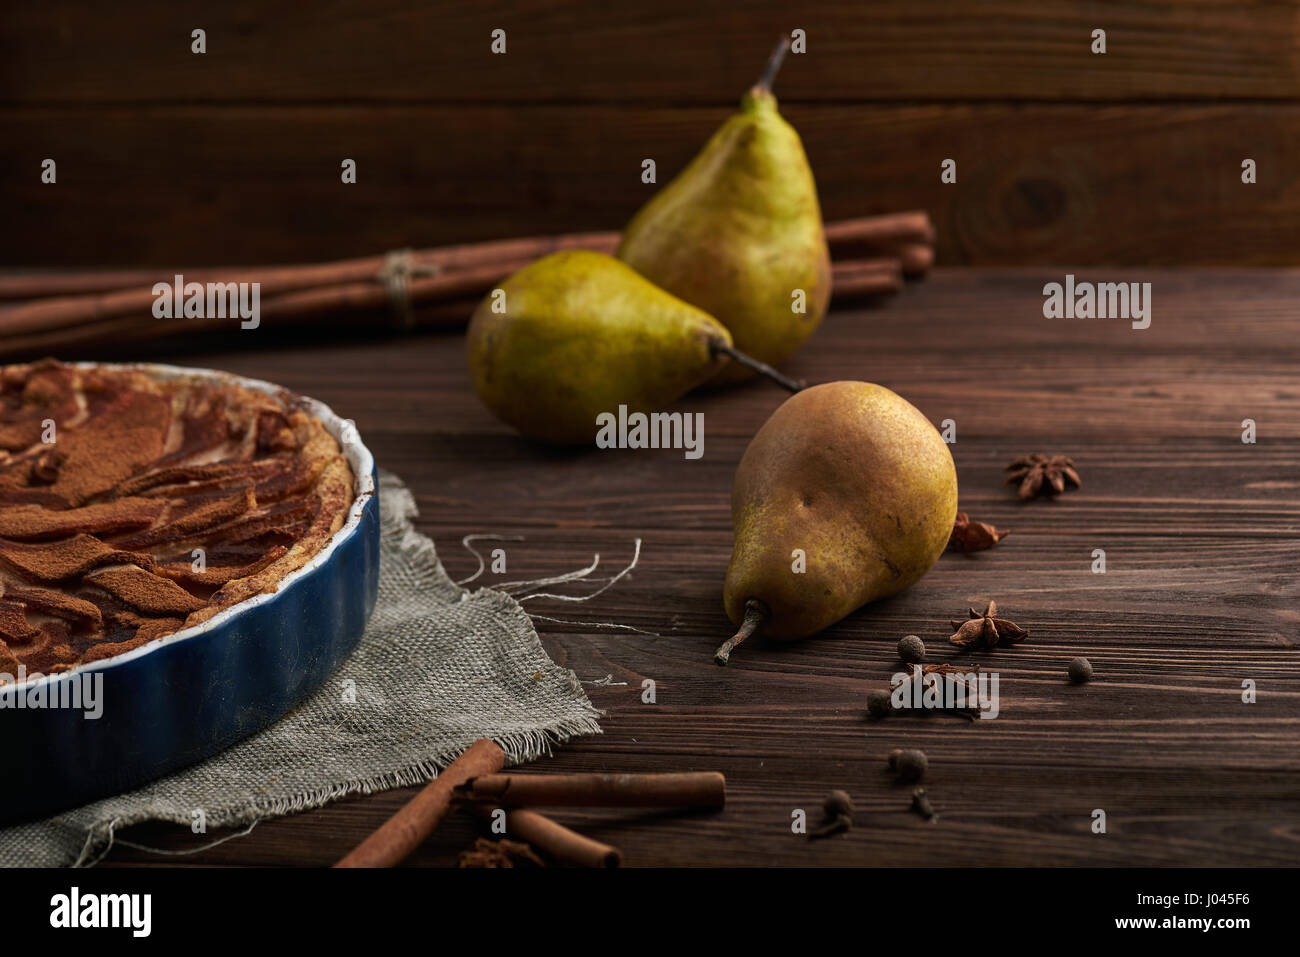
[1068,657,1093,684]
[893,748,927,782]
[867,690,893,718]
[823,789,854,819]
[897,634,926,664]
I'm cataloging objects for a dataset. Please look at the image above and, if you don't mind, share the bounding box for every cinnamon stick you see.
[0,260,534,356]
[459,771,726,808]
[229,258,539,326]
[0,256,540,339]
[0,269,168,302]
[825,213,937,276]
[334,738,505,868]
[1,289,478,357]
[0,233,618,303]
[824,211,935,247]
[831,258,904,298]
[488,808,623,868]
[899,243,935,276]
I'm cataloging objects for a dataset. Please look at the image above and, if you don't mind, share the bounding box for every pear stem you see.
[710,340,805,392]
[714,599,769,666]
[757,37,791,93]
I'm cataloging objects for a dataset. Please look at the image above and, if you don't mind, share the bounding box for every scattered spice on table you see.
[867,689,893,718]
[949,600,1029,651]
[1068,657,1094,683]
[910,787,939,822]
[890,748,928,782]
[885,664,982,720]
[948,512,1009,551]
[897,634,927,663]
[808,789,855,840]
[458,837,545,868]
[1005,453,1081,500]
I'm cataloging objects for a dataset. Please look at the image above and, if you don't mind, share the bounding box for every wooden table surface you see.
[100,268,1300,866]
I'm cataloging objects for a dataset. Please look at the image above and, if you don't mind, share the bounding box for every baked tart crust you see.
[0,360,355,681]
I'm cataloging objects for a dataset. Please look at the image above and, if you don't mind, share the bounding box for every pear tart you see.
[0,360,355,680]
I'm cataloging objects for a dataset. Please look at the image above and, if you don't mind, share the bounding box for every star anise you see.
[948,512,1009,551]
[889,663,982,720]
[890,662,980,689]
[949,600,1029,651]
[1005,453,1081,500]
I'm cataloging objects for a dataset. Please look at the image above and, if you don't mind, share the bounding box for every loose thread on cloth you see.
[457,535,658,636]
[455,533,526,586]
[80,821,261,866]
[496,555,601,594]
[528,614,659,636]
[517,539,642,603]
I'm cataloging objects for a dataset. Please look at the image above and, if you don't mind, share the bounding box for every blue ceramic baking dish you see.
[0,363,380,825]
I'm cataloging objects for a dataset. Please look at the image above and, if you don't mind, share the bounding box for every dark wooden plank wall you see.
[2,2,1296,266]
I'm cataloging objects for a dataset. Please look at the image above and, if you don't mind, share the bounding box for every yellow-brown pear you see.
[617,40,831,386]
[466,251,801,445]
[715,381,957,664]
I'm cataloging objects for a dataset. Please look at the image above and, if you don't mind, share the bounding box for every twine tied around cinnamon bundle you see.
[378,249,441,328]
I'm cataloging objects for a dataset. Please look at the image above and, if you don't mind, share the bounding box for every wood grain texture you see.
[6,1,1300,268]
[82,268,1300,867]
[4,1,1298,104]
[2,103,1296,266]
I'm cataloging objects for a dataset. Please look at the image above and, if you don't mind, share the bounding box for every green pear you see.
[618,40,831,387]
[467,250,737,445]
[715,381,958,664]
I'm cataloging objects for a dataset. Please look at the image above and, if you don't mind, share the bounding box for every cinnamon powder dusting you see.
[0,360,355,682]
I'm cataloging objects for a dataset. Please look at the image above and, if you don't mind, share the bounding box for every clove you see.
[808,789,855,840]
[910,787,938,822]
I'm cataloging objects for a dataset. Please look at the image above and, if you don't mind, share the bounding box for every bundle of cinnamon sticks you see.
[0,211,935,361]
[334,739,727,868]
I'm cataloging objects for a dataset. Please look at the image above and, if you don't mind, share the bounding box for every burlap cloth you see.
[0,471,603,866]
